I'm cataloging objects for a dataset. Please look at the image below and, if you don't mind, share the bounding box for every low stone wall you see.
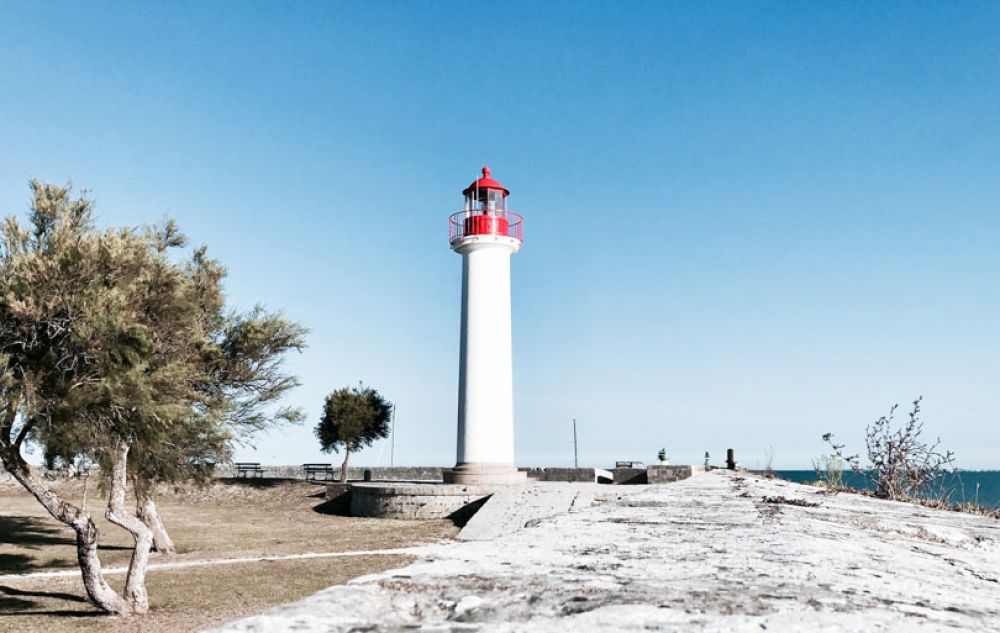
[613,467,648,484]
[349,482,493,520]
[610,464,705,484]
[218,465,618,483]
[349,467,445,481]
[214,465,447,481]
[321,483,353,514]
[213,464,305,479]
[646,464,705,484]
[646,465,692,484]
[519,467,604,483]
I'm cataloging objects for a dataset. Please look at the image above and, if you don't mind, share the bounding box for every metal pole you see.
[573,418,578,468]
[390,406,396,468]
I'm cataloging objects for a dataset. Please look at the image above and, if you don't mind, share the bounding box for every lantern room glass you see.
[465,189,506,213]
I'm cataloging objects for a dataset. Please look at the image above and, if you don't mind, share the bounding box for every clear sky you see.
[1,1,998,469]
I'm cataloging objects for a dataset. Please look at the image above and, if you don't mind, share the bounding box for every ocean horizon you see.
[775,470,1000,509]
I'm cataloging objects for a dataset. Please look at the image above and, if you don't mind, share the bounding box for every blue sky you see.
[1,1,998,469]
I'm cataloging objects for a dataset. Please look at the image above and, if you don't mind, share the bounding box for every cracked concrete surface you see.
[458,482,607,541]
[209,471,1000,632]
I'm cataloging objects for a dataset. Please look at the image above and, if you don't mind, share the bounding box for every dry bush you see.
[812,454,845,489]
[824,397,957,502]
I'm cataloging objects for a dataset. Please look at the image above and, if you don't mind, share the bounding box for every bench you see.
[235,462,265,478]
[303,463,335,481]
[615,461,645,469]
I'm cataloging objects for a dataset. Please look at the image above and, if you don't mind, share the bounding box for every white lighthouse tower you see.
[443,167,527,485]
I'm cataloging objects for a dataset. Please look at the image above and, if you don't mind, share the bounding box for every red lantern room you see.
[463,165,509,210]
[449,166,523,245]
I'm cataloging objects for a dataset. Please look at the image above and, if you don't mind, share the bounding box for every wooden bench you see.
[303,463,335,481]
[615,461,645,469]
[235,462,265,478]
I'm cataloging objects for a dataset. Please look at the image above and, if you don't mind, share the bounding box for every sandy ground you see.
[214,471,1000,633]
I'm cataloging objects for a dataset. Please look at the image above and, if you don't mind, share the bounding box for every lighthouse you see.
[443,167,527,485]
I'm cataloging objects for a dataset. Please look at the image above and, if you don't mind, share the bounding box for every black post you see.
[573,419,578,468]
[726,448,736,470]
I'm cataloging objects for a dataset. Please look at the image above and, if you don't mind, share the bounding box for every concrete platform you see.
[457,482,625,541]
[443,462,528,485]
[520,467,614,483]
[335,466,684,520]
[213,471,1000,632]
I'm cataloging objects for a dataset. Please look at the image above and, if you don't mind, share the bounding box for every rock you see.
[454,595,483,617]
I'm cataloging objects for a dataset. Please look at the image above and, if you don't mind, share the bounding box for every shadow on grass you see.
[0,516,74,548]
[0,516,134,574]
[0,584,100,616]
[312,497,351,517]
[0,554,34,574]
[1,551,119,575]
[0,608,105,617]
[312,481,352,516]
[0,584,87,603]
[0,595,35,611]
[0,516,132,553]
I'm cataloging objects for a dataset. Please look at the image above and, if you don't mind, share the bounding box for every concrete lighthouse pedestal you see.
[443,463,526,485]
[444,167,527,487]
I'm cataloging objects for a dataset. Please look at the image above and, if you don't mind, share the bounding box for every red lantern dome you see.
[463,166,510,197]
[448,166,523,245]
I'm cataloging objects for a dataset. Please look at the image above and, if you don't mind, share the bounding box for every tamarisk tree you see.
[0,182,306,615]
[315,384,392,482]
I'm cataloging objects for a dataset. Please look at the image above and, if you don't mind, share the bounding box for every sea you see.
[775,470,1000,509]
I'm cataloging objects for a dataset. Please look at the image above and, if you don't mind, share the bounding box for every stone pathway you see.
[0,547,435,583]
[210,471,1000,632]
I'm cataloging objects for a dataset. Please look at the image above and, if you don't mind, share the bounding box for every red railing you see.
[449,210,523,244]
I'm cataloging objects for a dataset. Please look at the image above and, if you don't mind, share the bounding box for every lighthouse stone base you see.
[348,482,495,519]
[443,462,527,485]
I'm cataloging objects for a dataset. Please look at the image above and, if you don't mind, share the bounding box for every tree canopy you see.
[0,181,307,614]
[315,384,392,481]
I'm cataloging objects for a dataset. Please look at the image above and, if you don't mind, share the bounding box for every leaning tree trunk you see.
[339,448,351,483]
[2,452,130,614]
[136,491,176,555]
[104,441,154,613]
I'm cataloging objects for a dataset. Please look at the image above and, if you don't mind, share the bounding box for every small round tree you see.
[315,384,393,482]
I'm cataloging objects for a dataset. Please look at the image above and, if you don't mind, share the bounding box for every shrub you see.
[812,454,844,489]
[824,397,956,501]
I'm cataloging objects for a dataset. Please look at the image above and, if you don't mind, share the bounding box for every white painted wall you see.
[454,238,519,466]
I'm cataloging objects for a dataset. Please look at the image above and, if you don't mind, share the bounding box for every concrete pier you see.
[214,471,1000,632]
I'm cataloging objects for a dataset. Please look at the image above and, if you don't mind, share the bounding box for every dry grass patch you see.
[0,553,412,633]
[0,478,455,571]
[0,478,457,631]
